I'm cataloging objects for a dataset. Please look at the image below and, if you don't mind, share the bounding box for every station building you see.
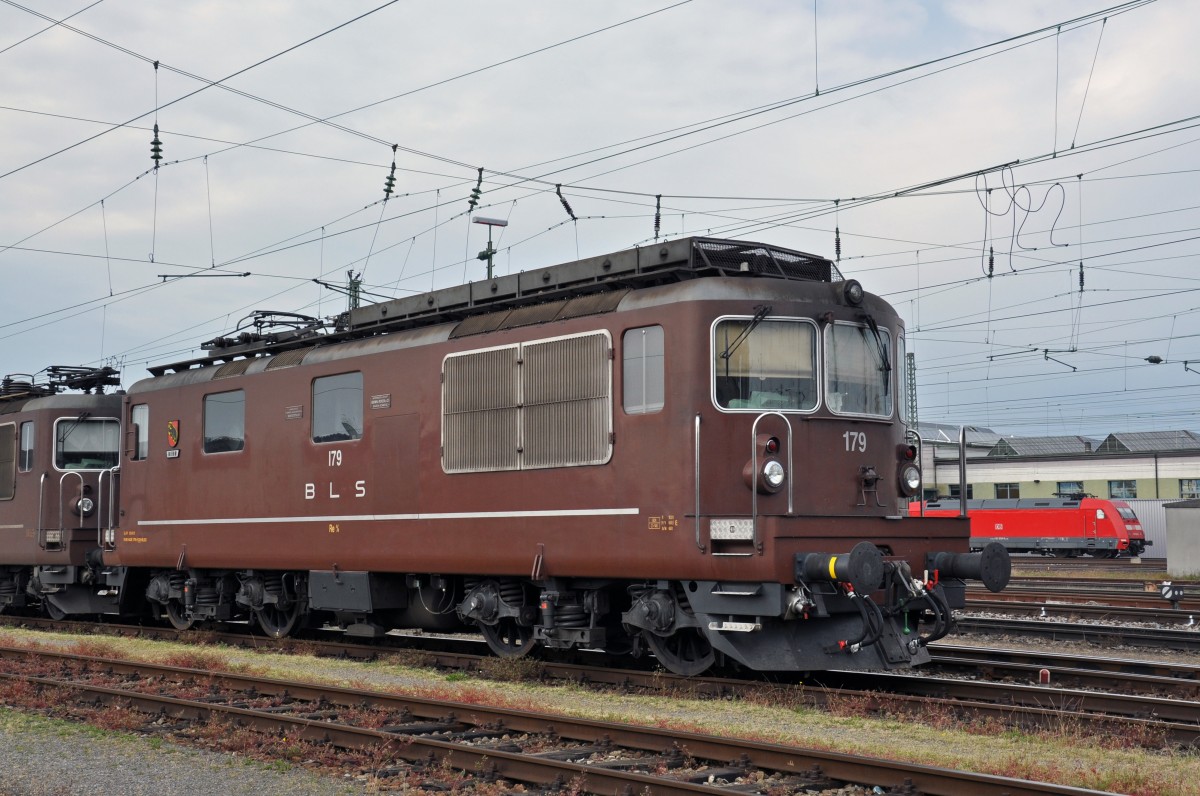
[919,424,1200,503]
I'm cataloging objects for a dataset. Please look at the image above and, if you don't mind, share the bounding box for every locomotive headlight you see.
[899,464,921,497]
[763,460,786,489]
[72,496,96,517]
[843,279,865,306]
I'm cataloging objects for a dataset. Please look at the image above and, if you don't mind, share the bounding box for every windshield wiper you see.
[56,411,91,449]
[720,304,772,361]
[859,315,892,395]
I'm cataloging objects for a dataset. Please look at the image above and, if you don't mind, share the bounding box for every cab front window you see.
[54,418,120,470]
[825,322,893,418]
[713,318,817,411]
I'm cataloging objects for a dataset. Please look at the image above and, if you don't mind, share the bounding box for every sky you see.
[1,0,1198,437]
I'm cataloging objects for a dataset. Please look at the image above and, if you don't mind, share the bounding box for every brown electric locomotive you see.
[0,367,122,617]
[10,238,1010,674]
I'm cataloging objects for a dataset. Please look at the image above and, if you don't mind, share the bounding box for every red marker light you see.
[765,437,779,454]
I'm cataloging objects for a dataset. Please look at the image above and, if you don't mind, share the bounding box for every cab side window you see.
[623,326,664,415]
[130,405,149,461]
[18,421,34,472]
[204,390,245,453]
[312,373,363,443]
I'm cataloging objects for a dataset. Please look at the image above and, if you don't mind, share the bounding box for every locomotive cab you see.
[611,268,1008,673]
[0,367,123,618]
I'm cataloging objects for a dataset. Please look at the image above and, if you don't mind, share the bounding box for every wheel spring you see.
[263,574,284,598]
[498,581,524,607]
[555,604,587,629]
[168,573,186,593]
[0,580,16,598]
[194,587,219,606]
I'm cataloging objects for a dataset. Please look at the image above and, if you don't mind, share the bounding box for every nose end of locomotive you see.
[927,541,1011,593]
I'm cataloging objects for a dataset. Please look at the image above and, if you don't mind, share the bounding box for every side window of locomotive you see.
[712,318,817,411]
[130,404,149,461]
[18,421,34,472]
[312,372,363,443]
[54,418,120,469]
[623,326,664,414]
[824,322,893,418]
[0,423,14,500]
[203,390,245,454]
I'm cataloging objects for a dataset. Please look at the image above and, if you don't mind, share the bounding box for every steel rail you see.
[928,644,1200,698]
[966,587,1200,612]
[964,598,1200,625]
[954,616,1200,652]
[0,646,1120,796]
[3,616,1199,730]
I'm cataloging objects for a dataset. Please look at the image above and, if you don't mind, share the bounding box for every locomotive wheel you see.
[480,618,536,658]
[42,600,65,621]
[643,628,715,676]
[165,600,194,631]
[255,602,301,639]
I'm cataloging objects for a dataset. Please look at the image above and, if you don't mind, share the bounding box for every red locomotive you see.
[910,497,1150,557]
[3,238,1009,674]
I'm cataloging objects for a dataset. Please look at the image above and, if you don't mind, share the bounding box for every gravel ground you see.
[2,625,1197,795]
[0,710,368,796]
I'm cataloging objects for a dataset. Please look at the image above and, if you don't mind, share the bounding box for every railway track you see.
[968,583,1200,612]
[0,642,1114,796]
[954,615,1200,651]
[963,597,1199,626]
[3,615,1198,747]
[928,643,1200,698]
[1010,557,1167,571]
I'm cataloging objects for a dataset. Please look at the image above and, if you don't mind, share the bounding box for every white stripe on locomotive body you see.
[137,507,641,526]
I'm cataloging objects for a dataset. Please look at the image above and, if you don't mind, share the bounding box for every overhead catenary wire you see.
[0,0,103,57]
[0,0,1169,287]
[0,0,409,182]
[1071,16,1108,149]
[0,0,1185,410]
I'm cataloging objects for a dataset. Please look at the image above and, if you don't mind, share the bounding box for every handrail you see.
[751,412,795,554]
[97,465,120,548]
[57,471,85,548]
[37,472,46,535]
[694,413,704,552]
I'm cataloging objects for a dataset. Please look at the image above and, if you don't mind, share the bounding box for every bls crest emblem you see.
[166,420,180,448]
